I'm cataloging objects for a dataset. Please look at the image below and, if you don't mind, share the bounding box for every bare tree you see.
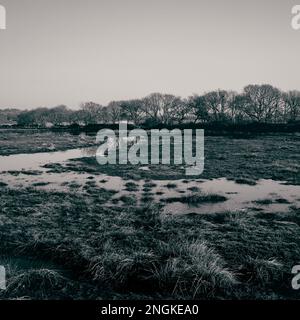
[188,95,210,123]
[141,93,186,125]
[201,90,234,122]
[99,106,110,124]
[80,102,103,124]
[228,94,248,123]
[120,99,145,125]
[15,85,299,127]
[107,101,123,123]
[48,105,69,125]
[283,91,300,122]
[242,85,283,123]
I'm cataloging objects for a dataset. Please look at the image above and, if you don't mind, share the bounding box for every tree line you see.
[8,84,300,127]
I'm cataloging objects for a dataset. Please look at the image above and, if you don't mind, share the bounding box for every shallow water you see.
[0,147,95,172]
[160,178,300,214]
[0,147,299,214]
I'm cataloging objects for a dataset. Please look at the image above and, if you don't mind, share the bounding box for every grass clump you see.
[162,193,227,206]
[254,199,273,205]
[187,186,200,192]
[164,183,177,189]
[143,182,157,189]
[240,257,284,285]
[152,240,237,298]
[234,178,257,186]
[124,182,139,192]
[118,195,137,206]
[32,182,51,187]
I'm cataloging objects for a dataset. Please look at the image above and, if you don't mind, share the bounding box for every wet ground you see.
[1,146,299,215]
[0,134,299,299]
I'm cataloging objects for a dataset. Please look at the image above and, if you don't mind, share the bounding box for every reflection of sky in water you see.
[0,147,95,172]
[0,147,299,214]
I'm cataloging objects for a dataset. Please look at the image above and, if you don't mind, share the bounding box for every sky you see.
[0,0,299,109]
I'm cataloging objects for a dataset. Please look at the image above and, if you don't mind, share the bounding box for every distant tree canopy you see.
[0,109,21,125]
[2,84,299,127]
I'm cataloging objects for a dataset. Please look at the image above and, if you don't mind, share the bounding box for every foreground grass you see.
[0,186,299,299]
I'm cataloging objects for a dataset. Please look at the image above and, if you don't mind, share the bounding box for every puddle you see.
[160,178,300,214]
[0,147,299,214]
[0,147,96,172]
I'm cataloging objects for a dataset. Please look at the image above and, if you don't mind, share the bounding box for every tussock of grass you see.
[143,182,157,189]
[1,269,69,299]
[164,183,177,189]
[240,257,284,285]
[152,240,237,298]
[187,186,200,192]
[118,195,137,206]
[68,181,81,189]
[87,228,237,298]
[32,182,51,187]
[141,195,155,203]
[254,199,273,205]
[124,182,139,192]
[234,178,257,186]
[162,193,227,206]
[275,198,290,204]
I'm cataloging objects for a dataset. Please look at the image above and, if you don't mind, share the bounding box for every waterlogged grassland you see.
[0,132,299,299]
[0,129,95,156]
[44,134,300,184]
[0,187,300,299]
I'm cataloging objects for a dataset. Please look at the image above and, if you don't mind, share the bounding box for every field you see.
[0,129,95,156]
[0,130,299,300]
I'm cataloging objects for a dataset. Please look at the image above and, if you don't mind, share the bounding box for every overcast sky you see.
[0,0,299,109]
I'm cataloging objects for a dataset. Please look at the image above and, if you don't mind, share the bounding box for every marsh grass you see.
[0,130,96,156]
[32,182,51,187]
[254,199,274,205]
[124,182,139,192]
[234,178,257,186]
[0,133,299,299]
[143,182,157,188]
[44,134,300,185]
[117,195,137,206]
[187,186,200,192]
[275,198,290,204]
[151,240,237,298]
[162,193,227,206]
[164,183,177,189]
[1,185,299,299]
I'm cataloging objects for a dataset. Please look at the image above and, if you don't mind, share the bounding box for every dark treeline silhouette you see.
[1,85,300,130]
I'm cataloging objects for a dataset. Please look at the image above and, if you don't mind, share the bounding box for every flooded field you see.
[1,143,299,214]
[0,131,299,300]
